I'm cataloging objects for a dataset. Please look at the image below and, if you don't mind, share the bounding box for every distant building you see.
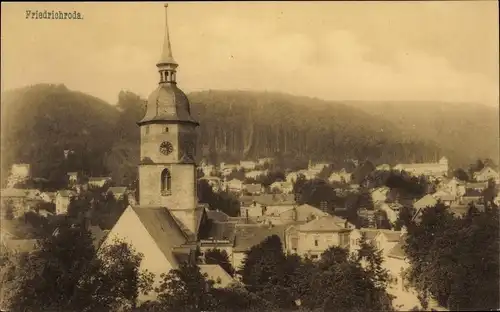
[67,172,79,184]
[242,183,263,195]
[328,169,352,184]
[88,177,112,188]
[10,164,31,179]
[199,176,222,192]
[55,190,77,215]
[473,166,499,183]
[393,157,448,177]
[270,181,294,194]
[245,170,268,180]
[371,186,391,205]
[284,215,351,259]
[107,187,127,200]
[239,160,257,171]
[376,164,391,171]
[225,179,244,193]
[0,188,28,218]
[257,157,274,166]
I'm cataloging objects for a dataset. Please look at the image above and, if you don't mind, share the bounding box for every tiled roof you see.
[132,206,188,267]
[254,194,296,206]
[233,224,286,252]
[203,222,237,242]
[199,264,235,288]
[387,241,405,259]
[413,194,438,210]
[206,210,230,223]
[89,177,111,181]
[297,216,349,233]
[465,182,488,189]
[291,204,328,222]
[380,231,402,242]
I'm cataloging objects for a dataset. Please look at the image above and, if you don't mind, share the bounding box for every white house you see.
[473,166,499,183]
[393,157,448,178]
[328,169,352,184]
[239,160,257,171]
[371,186,391,204]
[245,170,268,180]
[378,203,403,224]
[55,190,77,215]
[226,179,244,193]
[257,157,274,166]
[88,177,112,188]
[285,215,351,259]
[270,181,294,194]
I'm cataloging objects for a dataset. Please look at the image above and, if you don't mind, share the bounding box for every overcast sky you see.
[1,1,498,106]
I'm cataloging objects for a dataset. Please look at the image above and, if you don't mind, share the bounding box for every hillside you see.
[1,85,496,186]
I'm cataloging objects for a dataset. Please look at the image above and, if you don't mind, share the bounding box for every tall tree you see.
[204,248,235,277]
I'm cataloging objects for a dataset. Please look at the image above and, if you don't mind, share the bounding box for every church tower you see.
[137,4,199,234]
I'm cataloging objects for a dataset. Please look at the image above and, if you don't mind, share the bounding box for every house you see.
[460,189,483,205]
[431,190,456,206]
[219,162,240,172]
[465,181,488,192]
[411,194,439,223]
[378,202,403,224]
[286,171,302,183]
[257,157,274,166]
[88,177,112,188]
[239,161,257,171]
[349,228,381,254]
[393,157,448,177]
[438,178,466,197]
[55,190,77,215]
[371,186,391,204]
[198,212,236,261]
[200,164,215,177]
[328,169,352,184]
[10,164,31,179]
[226,179,244,193]
[39,191,56,203]
[285,215,351,259]
[242,183,263,195]
[199,264,235,288]
[245,170,268,180]
[256,194,296,219]
[67,172,79,184]
[101,205,206,302]
[107,186,128,200]
[372,230,402,256]
[308,162,330,174]
[269,181,293,194]
[279,204,328,224]
[0,188,28,218]
[376,164,391,171]
[232,224,287,270]
[358,208,377,228]
[448,204,485,218]
[473,166,499,183]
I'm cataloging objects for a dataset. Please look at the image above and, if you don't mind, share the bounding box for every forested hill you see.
[1,84,496,186]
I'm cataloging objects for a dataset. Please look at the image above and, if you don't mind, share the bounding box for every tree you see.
[452,168,469,182]
[356,233,390,290]
[404,204,499,310]
[204,248,235,277]
[4,220,152,312]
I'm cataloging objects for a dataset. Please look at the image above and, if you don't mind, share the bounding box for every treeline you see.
[2,85,496,188]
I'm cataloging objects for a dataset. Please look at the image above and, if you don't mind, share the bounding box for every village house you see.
[225,178,244,193]
[308,162,330,175]
[88,177,112,188]
[67,172,79,184]
[55,190,77,215]
[376,164,391,171]
[438,177,466,197]
[349,228,381,254]
[284,215,351,260]
[39,191,56,203]
[460,189,483,205]
[257,157,274,166]
[465,181,489,192]
[278,204,329,224]
[328,169,352,184]
[219,162,240,172]
[371,186,391,205]
[0,188,28,218]
[372,229,402,257]
[242,183,263,195]
[431,190,456,206]
[378,202,403,224]
[473,166,499,183]
[239,160,257,171]
[107,186,128,200]
[245,169,268,180]
[393,157,449,177]
[269,181,294,194]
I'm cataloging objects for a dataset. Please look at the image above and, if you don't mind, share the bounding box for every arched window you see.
[164,126,169,133]
[161,169,171,196]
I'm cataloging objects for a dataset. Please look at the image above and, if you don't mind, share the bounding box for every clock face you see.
[159,141,174,155]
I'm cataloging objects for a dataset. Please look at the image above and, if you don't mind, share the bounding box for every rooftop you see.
[233,224,286,252]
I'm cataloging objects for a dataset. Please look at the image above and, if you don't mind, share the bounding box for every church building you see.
[102,4,209,302]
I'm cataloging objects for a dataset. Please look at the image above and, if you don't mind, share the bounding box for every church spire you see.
[157,3,178,84]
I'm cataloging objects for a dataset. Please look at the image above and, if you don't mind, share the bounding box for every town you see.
[1,2,499,312]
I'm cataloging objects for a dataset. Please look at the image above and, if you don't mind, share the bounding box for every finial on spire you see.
[158,3,176,66]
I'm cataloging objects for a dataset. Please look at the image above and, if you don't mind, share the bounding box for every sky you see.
[1,1,499,107]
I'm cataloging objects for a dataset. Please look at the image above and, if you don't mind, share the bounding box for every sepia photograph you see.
[0,1,499,311]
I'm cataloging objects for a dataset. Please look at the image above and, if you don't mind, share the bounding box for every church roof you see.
[132,206,188,266]
[139,84,198,125]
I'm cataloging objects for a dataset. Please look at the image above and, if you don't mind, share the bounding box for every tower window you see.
[314,239,319,247]
[161,169,172,196]
[164,127,169,133]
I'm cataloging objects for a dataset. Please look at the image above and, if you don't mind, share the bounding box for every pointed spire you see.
[158,3,176,66]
